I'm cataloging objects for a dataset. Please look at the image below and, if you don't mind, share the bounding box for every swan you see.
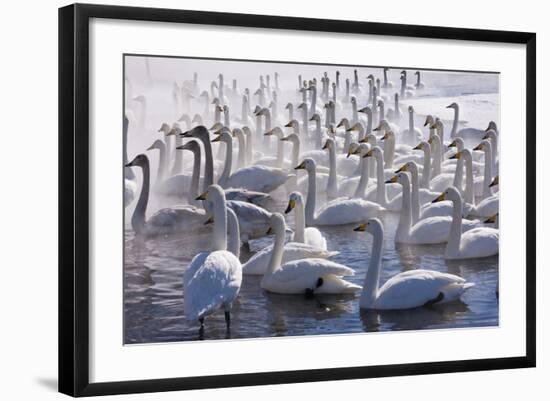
[183,185,242,329]
[472,139,495,199]
[285,191,328,249]
[387,172,478,244]
[447,102,493,148]
[414,71,425,89]
[353,218,474,310]
[382,67,394,88]
[125,154,206,236]
[482,129,499,175]
[400,106,423,146]
[296,158,381,226]
[470,174,499,218]
[260,213,361,295]
[338,143,374,198]
[362,146,402,210]
[123,116,137,207]
[433,187,499,259]
[213,131,291,193]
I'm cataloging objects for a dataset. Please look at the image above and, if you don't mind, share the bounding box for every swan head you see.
[347,142,360,157]
[446,102,459,109]
[211,97,220,105]
[281,133,298,143]
[285,192,304,214]
[295,158,316,172]
[196,184,225,202]
[400,70,407,76]
[473,140,491,152]
[377,99,384,107]
[176,139,200,152]
[483,129,498,141]
[264,127,283,138]
[408,105,414,113]
[486,121,498,132]
[191,114,203,125]
[358,106,372,115]
[125,154,148,168]
[199,90,209,98]
[449,151,462,160]
[285,103,293,110]
[385,172,408,185]
[432,186,461,203]
[423,115,434,127]
[211,130,232,144]
[448,137,464,149]
[415,71,420,76]
[242,126,252,136]
[484,213,499,224]
[322,138,335,151]
[180,125,209,139]
[346,122,363,132]
[395,162,413,174]
[489,175,499,188]
[285,119,299,128]
[166,125,182,136]
[209,122,224,131]
[337,118,349,128]
[373,120,390,132]
[353,218,383,236]
[362,146,382,159]
[232,127,243,137]
[309,113,320,122]
[267,213,286,236]
[350,96,357,105]
[413,141,428,151]
[380,130,394,141]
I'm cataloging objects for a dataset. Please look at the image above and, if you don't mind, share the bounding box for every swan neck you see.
[219,138,232,186]
[305,167,317,226]
[294,201,306,243]
[227,208,240,258]
[361,228,383,308]
[327,146,338,200]
[267,223,286,275]
[410,168,420,224]
[376,153,388,206]
[212,195,227,251]
[422,147,431,189]
[482,146,493,200]
[396,177,412,240]
[132,159,150,234]
[354,155,370,198]
[446,195,463,256]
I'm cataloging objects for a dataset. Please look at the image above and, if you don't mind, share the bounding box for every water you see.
[124,203,498,344]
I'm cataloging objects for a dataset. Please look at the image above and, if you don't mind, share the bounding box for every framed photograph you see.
[59,3,536,397]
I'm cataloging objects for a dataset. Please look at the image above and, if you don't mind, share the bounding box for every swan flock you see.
[125,60,499,336]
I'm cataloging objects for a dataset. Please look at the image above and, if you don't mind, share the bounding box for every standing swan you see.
[184,185,242,330]
[433,187,499,259]
[261,213,361,295]
[353,218,475,310]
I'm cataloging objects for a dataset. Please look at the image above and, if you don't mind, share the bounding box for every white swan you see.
[362,146,402,210]
[414,71,426,89]
[471,175,499,218]
[447,102,495,148]
[388,172,478,244]
[213,131,291,193]
[183,185,242,329]
[260,213,361,295]
[285,191,328,249]
[433,187,499,259]
[400,106,423,147]
[354,218,474,310]
[125,154,206,237]
[296,158,381,226]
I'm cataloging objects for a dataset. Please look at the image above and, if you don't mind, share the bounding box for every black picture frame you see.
[59,3,536,397]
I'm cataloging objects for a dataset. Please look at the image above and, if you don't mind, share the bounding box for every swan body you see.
[354,218,474,310]
[184,185,242,327]
[260,214,360,294]
[285,191,328,249]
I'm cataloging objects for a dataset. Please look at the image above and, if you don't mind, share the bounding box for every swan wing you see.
[226,200,271,241]
[304,227,328,250]
[316,198,381,225]
[147,205,205,233]
[228,165,289,193]
[458,227,499,258]
[374,269,471,310]
[183,250,242,321]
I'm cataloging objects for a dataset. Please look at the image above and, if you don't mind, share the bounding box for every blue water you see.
[124,206,498,344]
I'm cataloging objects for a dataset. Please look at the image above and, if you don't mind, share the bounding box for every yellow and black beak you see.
[373,125,381,132]
[363,149,374,158]
[196,191,208,201]
[322,141,330,150]
[266,226,273,235]
[489,175,499,187]
[294,161,306,170]
[381,132,389,141]
[285,199,296,214]
[449,152,461,160]
[429,123,437,129]
[204,216,214,225]
[284,121,292,127]
[385,175,398,184]
[413,143,423,150]
[211,136,222,143]
[353,223,367,232]
[432,192,446,203]
[484,213,498,224]
[448,139,457,148]
[309,116,315,121]
[281,136,290,141]
[473,143,483,151]
[395,164,407,173]
[358,137,369,143]
[264,130,273,136]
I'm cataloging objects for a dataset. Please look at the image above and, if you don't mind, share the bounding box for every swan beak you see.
[449,152,460,160]
[358,137,368,144]
[473,143,483,151]
[448,139,457,148]
[446,104,453,108]
[294,161,306,170]
[196,191,208,201]
[363,149,374,158]
[381,132,389,140]
[484,214,498,224]
[336,121,344,128]
[264,131,273,136]
[353,223,367,232]
[385,175,398,184]
[429,123,437,129]
[346,149,353,158]
[285,199,296,214]
[146,144,156,151]
[395,164,407,173]
[412,143,422,150]
[309,116,315,121]
[322,141,329,150]
[482,134,489,140]
[432,193,446,203]
[204,216,214,225]
[423,118,430,127]
[284,122,292,127]
[176,145,188,150]
[489,176,499,187]
[281,136,290,141]
[373,125,381,132]
[211,136,221,143]
[345,127,354,132]
[266,227,273,235]
[125,161,134,168]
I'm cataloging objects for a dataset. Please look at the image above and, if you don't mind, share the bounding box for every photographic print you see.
[123,55,500,344]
